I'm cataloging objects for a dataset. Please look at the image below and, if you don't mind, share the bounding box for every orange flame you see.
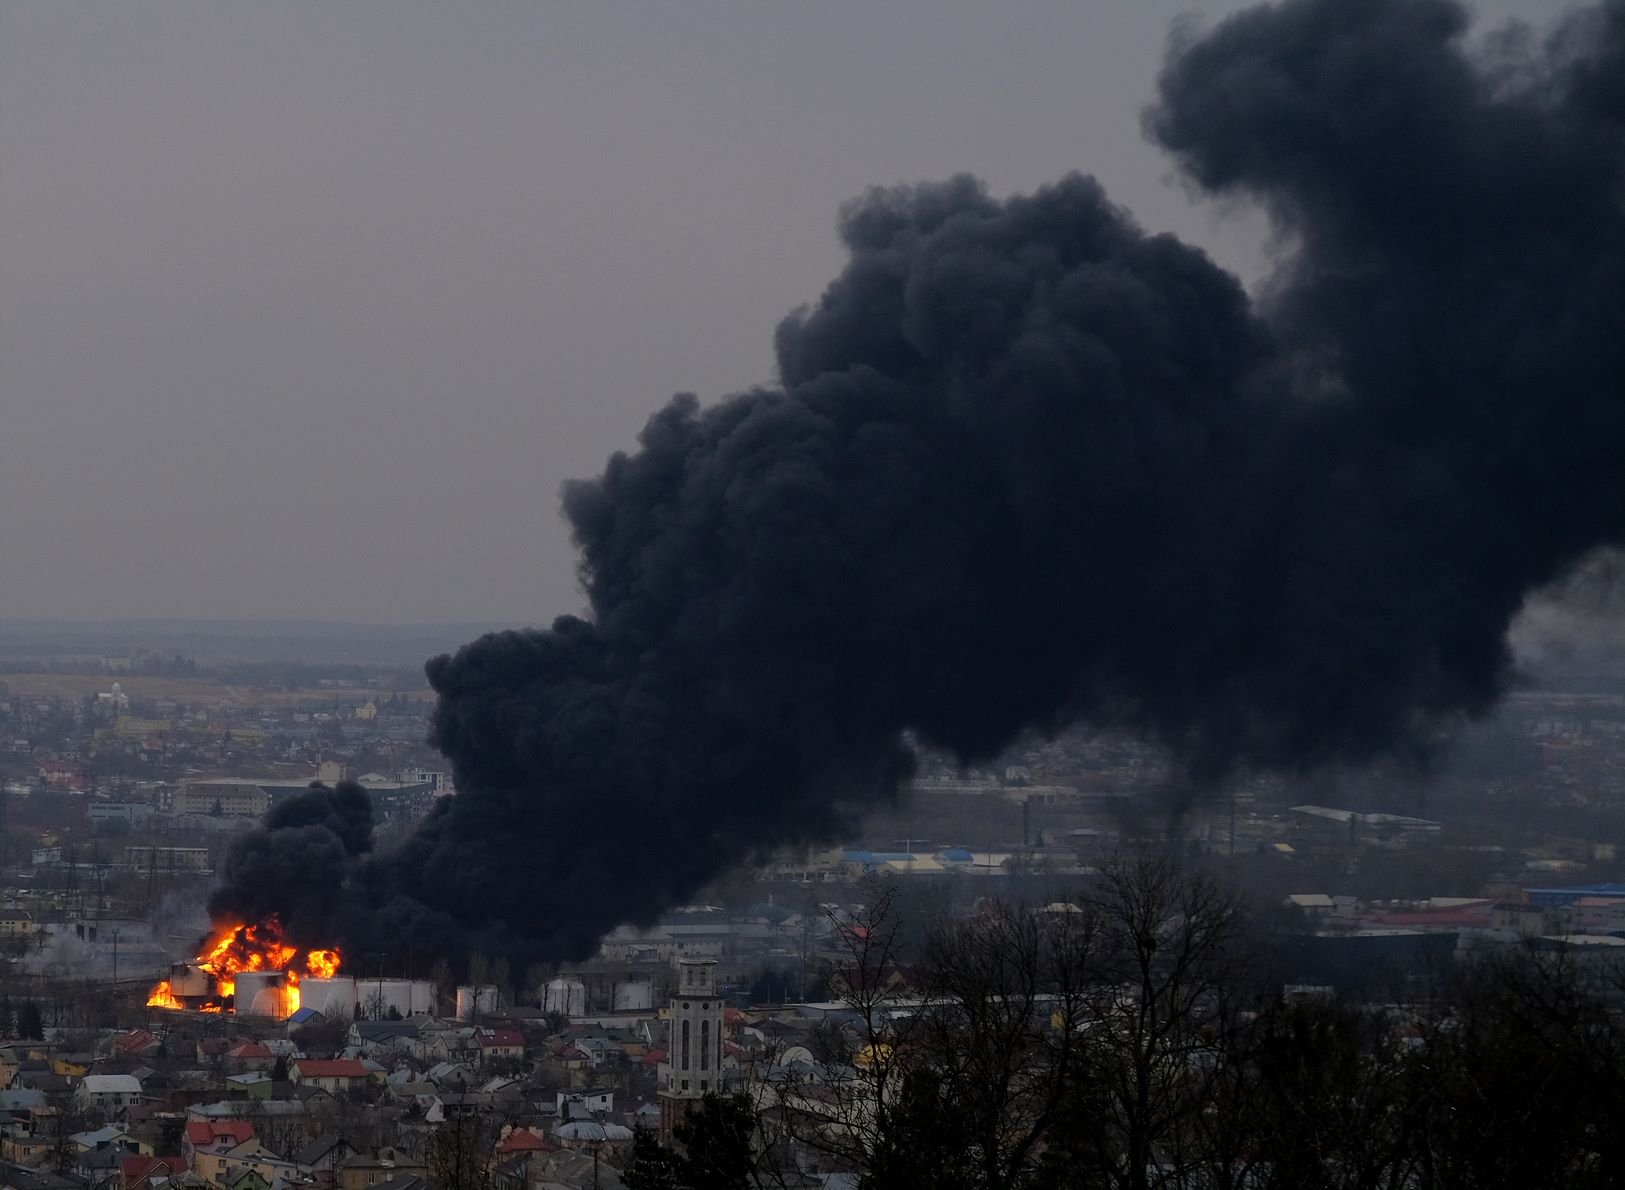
[147,917,342,1017]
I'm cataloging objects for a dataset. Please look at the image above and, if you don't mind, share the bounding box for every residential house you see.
[490,1154,531,1190]
[345,1024,421,1062]
[213,1142,301,1190]
[422,1063,473,1091]
[73,1142,135,1189]
[556,1091,613,1117]
[222,1044,273,1075]
[492,1130,551,1161]
[181,1119,254,1178]
[0,1165,87,1190]
[77,1076,143,1114]
[222,1074,271,1101]
[551,1121,633,1153]
[217,1167,269,1190]
[2,1131,52,1167]
[291,1086,337,1112]
[16,1073,70,1100]
[380,1081,434,1109]
[119,1154,186,1190]
[287,1063,367,1095]
[529,1148,629,1190]
[472,1028,524,1066]
[0,1092,45,1115]
[336,1148,427,1190]
[50,1056,92,1080]
[195,1041,232,1067]
[290,1136,354,1190]
[283,1009,326,1035]
[422,1094,492,1125]
[69,1129,148,1158]
[420,1025,476,1066]
[105,1033,162,1062]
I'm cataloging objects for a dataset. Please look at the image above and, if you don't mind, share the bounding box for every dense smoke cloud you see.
[209,781,374,938]
[216,0,1625,966]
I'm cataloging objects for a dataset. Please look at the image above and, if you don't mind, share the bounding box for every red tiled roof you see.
[226,1042,272,1059]
[122,1155,184,1189]
[293,1060,367,1079]
[641,1049,667,1066]
[475,1028,525,1049]
[185,1119,255,1147]
[114,1029,159,1053]
[496,1130,549,1153]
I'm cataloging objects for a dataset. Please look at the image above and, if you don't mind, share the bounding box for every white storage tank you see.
[298,976,357,1020]
[408,980,437,1016]
[455,984,501,1021]
[251,985,293,1018]
[542,977,587,1018]
[612,977,653,1012]
[362,979,415,1019]
[234,971,286,1017]
[168,963,211,998]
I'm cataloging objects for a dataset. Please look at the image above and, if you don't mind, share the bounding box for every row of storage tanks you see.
[173,964,656,1020]
[540,975,655,1016]
[227,972,504,1021]
[296,976,653,1019]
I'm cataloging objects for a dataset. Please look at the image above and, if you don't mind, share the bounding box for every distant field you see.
[0,672,435,707]
[0,617,521,666]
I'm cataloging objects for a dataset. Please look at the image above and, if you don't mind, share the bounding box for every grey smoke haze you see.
[0,0,1545,626]
[0,0,1289,624]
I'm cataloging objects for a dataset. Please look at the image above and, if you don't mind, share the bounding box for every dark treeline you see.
[631,858,1625,1190]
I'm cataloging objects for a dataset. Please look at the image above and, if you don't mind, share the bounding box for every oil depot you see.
[151,967,445,1020]
[152,957,666,1022]
[149,922,674,1023]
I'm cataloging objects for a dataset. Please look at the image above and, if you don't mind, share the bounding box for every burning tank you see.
[146,918,342,1018]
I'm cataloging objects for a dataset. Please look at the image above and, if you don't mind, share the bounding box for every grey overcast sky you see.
[0,0,1536,625]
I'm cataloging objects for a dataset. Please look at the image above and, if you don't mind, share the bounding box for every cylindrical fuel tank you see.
[455,984,500,1021]
[168,963,211,998]
[298,976,358,1019]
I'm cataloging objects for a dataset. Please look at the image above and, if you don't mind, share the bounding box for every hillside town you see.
[0,635,1620,1187]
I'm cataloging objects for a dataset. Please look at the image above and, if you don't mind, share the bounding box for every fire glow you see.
[147,918,341,1018]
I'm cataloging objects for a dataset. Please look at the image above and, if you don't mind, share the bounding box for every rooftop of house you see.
[291,1135,351,1168]
[120,1155,185,1186]
[292,1059,367,1078]
[80,1074,142,1093]
[185,1119,255,1148]
[495,1129,551,1154]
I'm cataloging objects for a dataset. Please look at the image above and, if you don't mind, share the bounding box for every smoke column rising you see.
[214,0,1625,966]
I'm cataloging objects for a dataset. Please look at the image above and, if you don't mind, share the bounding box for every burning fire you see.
[146,981,184,1011]
[147,918,342,1018]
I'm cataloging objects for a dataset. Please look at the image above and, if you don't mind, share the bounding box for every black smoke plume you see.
[210,780,373,935]
[215,0,1625,966]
